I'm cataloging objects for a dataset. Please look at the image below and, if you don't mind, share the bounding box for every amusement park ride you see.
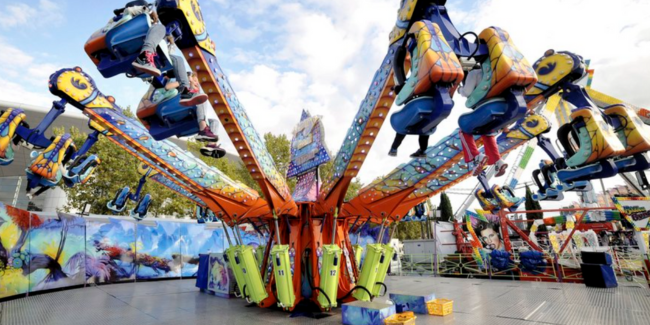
[1,0,649,312]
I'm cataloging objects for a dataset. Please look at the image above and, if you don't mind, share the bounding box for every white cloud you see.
[0,78,52,107]
[2,0,647,212]
[0,37,65,108]
[458,0,650,208]
[213,0,650,211]
[0,0,64,29]
[466,0,650,108]
[227,64,311,148]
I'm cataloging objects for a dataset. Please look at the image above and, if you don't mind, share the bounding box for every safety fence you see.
[393,205,650,287]
[0,203,230,300]
[394,250,650,286]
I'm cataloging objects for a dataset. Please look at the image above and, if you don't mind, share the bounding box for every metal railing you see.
[394,250,650,286]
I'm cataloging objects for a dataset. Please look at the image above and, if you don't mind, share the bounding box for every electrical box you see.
[225,246,246,298]
[318,244,342,309]
[353,243,383,301]
[373,244,395,296]
[271,244,296,309]
[236,245,268,304]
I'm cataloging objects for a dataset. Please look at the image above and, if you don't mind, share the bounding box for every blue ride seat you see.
[107,186,131,213]
[520,251,546,274]
[490,250,511,271]
[85,13,173,79]
[458,27,537,135]
[63,155,101,187]
[389,20,463,135]
[130,193,152,221]
[137,91,200,141]
[391,95,454,135]
[458,93,528,135]
[544,188,564,201]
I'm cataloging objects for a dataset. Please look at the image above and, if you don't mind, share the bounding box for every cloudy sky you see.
[2,0,650,209]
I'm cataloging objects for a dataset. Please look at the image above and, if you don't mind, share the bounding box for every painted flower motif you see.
[10,252,26,268]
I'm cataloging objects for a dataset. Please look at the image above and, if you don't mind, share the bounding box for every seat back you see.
[137,86,184,121]
[137,85,158,123]
[395,20,464,106]
[566,108,625,166]
[29,134,73,183]
[91,14,173,78]
[156,94,198,124]
[0,108,26,165]
[137,90,200,140]
[105,14,152,58]
[466,27,537,108]
[604,104,650,156]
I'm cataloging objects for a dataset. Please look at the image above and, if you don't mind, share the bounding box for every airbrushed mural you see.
[180,223,226,277]
[0,205,87,298]
[28,212,86,293]
[0,203,227,299]
[1,201,387,300]
[86,218,136,283]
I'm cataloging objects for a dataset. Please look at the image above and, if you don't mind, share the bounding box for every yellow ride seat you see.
[466,27,537,108]
[604,104,650,156]
[30,135,74,182]
[395,20,464,106]
[567,108,625,166]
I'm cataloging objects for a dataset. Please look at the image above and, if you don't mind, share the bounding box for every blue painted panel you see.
[389,292,436,314]
[342,300,396,325]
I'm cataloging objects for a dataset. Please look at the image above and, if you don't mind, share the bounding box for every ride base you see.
[3,276,649,324]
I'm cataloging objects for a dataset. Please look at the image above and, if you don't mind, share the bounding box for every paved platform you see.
[1,276,649,325]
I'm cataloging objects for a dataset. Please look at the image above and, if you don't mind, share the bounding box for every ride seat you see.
[136,102,158,120]
[562,108,625,167]
[465,27,537,109]
[394,20,464,106]
[459,27,537,135]
[28,135,73,185]
[85,14,173,78]
[604,104,650,156]
[390,20,463,135]
[137,89,200,140]
[0,108,27,165]
[475,188,498,212]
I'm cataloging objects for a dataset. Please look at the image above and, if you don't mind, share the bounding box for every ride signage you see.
[612,196,650,231]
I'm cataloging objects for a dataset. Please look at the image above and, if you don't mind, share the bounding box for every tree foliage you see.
[439,192,454,222]
[525,185,543,230]
[392,222,422,241]
[263,133,296,193]
[57,126,194,216]
[58,115,365,217]
[318,157,363,202]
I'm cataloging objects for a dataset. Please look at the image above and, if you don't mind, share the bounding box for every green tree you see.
[392,222,422,241]
[57,126,194,216]
[525,185,543,231]
[439,192,454,222]
[318,157,364,202]
[58,117,365,217]
[344,178,363,201]
[263,133,296,193]
[186,140,244,181]
[195,132,299,199]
